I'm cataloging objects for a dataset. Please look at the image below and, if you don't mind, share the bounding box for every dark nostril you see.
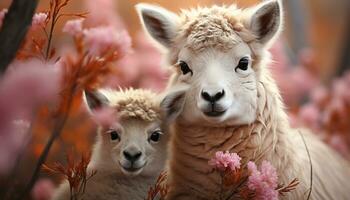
[201,91,212,102]
[214,90,225,101]
[123,151,142,162]
[201,90,225,103]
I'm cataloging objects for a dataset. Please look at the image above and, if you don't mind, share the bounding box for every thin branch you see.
[17,88,76,200]
[0,122,34,200]
[299,131,313,200]
[0,0,39,74]
[45,4,58,60]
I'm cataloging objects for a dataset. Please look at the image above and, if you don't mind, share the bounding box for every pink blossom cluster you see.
[270,39,350,158]
[83,26,131,57]
[84,0,125,29]
[106,32,169,92]
[62,18,132,58]
[208,151,241,172]
[294,71,350,158]
[31,12,48,29]
[62,18,84,36]
[247,161,279,200]
[0,60,61,174]
[270,41,319,107]
[31,178,55,200]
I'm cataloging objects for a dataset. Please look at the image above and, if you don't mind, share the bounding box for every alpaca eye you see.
[235,57,249,72]
[108,130,120,141]
[149,131,162,143]
[179,61,193,76]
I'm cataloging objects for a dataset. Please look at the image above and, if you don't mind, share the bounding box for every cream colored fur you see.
[136,1,350,200]
[52,89,169,200]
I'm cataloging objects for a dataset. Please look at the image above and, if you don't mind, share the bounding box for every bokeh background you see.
[0,0,349,199]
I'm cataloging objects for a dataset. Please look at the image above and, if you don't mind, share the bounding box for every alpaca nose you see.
[201,89,225,103]
[123,150,142,162]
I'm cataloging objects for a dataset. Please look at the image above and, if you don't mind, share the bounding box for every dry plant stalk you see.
[43,153,96,200]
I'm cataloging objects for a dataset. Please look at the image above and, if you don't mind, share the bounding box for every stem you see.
[224,176,248,200]
[17,89,76,200]
[1,123,34,200]
[45,6,57,60]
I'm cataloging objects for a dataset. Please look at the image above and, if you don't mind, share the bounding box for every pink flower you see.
[333,79,350,103]
[84,0,125,29]
[208,151,241,172]
[83,26,131,57]
[31,178,55,200]
[247,161,278,200]
[105,32,168,91]
[32,12,47,29]
[0,60,61,174]
[310,86,329,107]
[63,18,84,36]
[298,103,320,131]
[328,134,350,159]
[90,107,117,127]
[0,9,8,28]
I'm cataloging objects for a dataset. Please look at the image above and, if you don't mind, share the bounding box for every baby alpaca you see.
[52,89,169,200]
[136,1,350,200]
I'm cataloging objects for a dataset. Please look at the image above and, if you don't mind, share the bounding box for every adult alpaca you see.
[136,1,350,199]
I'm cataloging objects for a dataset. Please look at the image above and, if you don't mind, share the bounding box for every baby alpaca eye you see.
[149,131,162,143]
[108,130,120,141]
[179,61,193,76]
[235,57,249,72]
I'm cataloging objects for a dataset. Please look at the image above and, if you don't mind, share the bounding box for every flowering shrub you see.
[0,0,131,199]
[209,151,241,172]
[208,151,298,200]
[247,161,279,200]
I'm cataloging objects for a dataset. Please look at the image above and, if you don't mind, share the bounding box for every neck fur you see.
[167,70,294,198]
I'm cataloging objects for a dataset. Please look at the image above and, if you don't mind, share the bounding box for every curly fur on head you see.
[102,88,161,122]
[177,5,256,52]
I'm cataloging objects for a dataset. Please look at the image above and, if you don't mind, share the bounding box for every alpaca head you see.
[84,89,169,176]
[137,1,282,126]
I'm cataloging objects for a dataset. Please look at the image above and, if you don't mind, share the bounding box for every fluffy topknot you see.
[103,88,161,122]
[176,5,256,52]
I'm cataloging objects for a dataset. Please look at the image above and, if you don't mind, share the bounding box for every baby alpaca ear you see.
[250,0,282,45]
[136,3,179,48]
[83,90,109,113]
[160,86,188,123]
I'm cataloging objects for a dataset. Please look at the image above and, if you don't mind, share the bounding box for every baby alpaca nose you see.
[123,150,142,162]
[201,89,225,103]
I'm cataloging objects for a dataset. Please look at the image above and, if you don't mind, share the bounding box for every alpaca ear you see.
[250,0,282,45]
[136,3,179,48]
[160,86,188,123]
[83,90,109,113]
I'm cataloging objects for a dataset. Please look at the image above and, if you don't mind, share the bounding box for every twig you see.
[1,122,34,200]
[45,1,58,60]
[0,0,39,74]
[17,87,76,200]
[298,131,313,200]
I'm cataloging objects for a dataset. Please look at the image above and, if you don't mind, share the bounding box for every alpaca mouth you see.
[202,103,227,117]
[204,110,226,117]
[119,161,147,175]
